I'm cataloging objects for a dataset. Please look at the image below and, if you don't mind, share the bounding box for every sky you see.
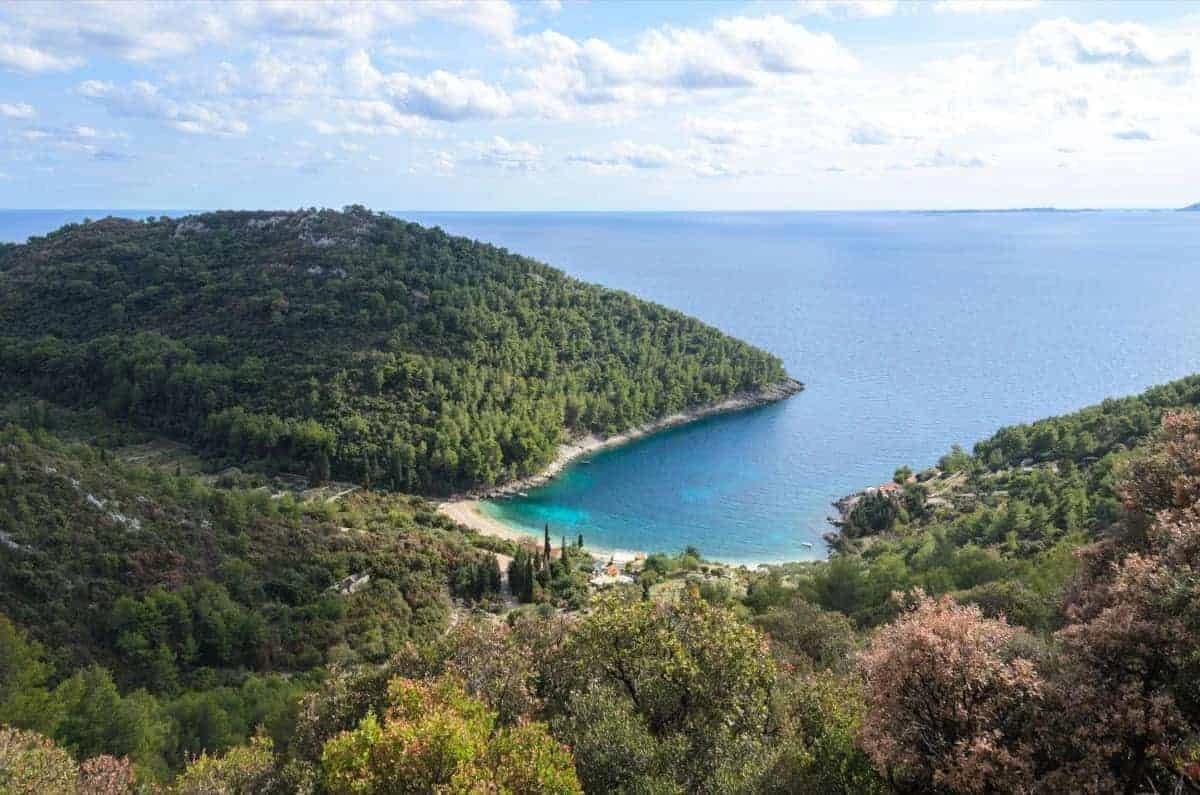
[0,0,1198,211]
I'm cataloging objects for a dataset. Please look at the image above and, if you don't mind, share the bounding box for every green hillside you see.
[810,373,1200,627]
[0,207,792,492]
[0,408,508,679]
[2,375,1199,791]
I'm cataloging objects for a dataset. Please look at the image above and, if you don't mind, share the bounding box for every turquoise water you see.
[406,211,1200,563]
[5,210,1200,563]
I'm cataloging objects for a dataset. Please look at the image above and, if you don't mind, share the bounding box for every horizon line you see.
[0,205,1194,215]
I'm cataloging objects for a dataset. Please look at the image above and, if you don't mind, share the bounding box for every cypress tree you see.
[522,557,535,602]
[507,550,524,600]
[314,449,331,484]
[543,523,552,564]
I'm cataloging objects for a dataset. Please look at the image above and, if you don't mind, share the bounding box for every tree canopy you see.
[0,208,791,492]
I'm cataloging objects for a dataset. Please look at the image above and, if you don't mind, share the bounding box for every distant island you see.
[1181,202,1200,211]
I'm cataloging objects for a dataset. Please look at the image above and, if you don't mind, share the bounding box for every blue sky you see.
[0,0,1197,210]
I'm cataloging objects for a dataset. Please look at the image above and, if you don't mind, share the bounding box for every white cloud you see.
[0,41,82,73]
[569,141,677,173]
[848,122,893,145]
[0,0,519,74]
[794,1,897,19]
[311,99,427,135]
[1020,18,1192,69]
[913,149,988,168]
[0,101,35,119]
[933,1,1039,14]
[249,52,332,98]
[1112,128,1153,141]
[9,122,132,161]
[78,80,248,135]
[515,15,856,118]
[686,116,762,145]
[342,51,511,122]
[712,16,859,75]
[0,1,1197,206]
[402,70,512,121]
[229,1,519,43]
[474,136,543,171]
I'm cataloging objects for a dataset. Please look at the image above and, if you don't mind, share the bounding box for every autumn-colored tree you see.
[77,755,136,794]
[858,592,1042,794]
[0,726,136,795]
[171,735,277,794]
[1042,410,1200,791]
[290,645,438,765]
[0,726,79,794]
[442,617,542,725]
[320,674,580,794]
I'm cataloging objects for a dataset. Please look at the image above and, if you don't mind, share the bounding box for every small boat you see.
[800,542,814,548]
[516,491,529,497]
[580,459,592,465]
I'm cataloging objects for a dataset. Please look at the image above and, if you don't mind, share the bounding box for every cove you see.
[407,211,1200,563]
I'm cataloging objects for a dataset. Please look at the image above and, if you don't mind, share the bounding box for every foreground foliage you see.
[321,675,581,794]
[3,340,1200,791]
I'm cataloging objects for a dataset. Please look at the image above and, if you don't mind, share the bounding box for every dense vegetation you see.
[0,398,513,780]
[2,210,1198,792]
[5,376,1199,792]
[0,208,789,492]
[803,373,1200,631]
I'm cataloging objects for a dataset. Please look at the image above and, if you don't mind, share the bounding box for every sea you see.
[6,209,1200,563]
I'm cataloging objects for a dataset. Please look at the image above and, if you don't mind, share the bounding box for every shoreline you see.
[437,377,804,563]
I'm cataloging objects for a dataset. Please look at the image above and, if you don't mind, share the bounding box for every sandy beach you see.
[440,499,648,564]
[438,378,802,560]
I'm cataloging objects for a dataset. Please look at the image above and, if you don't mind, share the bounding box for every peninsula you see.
[0,207,797,497]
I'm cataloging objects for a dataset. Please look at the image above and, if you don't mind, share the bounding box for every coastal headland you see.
[438,377,804,559]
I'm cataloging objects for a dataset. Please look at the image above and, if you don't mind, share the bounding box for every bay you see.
[6,209,1199,563]
[406,211,1200,563]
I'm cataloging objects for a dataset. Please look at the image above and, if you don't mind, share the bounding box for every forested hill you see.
[0,207,793,492]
